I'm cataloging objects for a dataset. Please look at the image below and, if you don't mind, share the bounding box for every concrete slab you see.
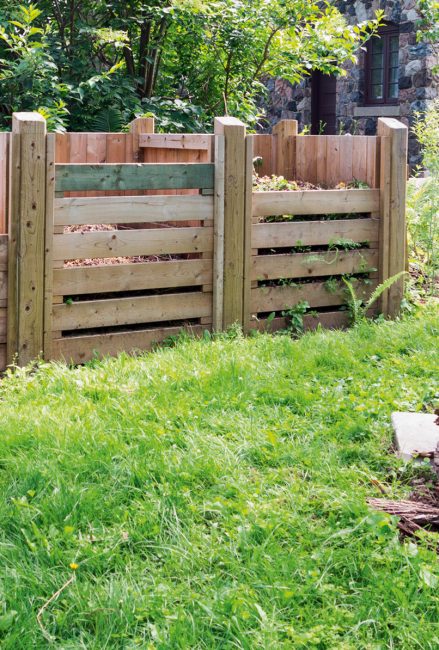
[392,412,439,461]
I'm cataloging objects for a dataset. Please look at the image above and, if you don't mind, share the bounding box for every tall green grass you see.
[0,308,438,648]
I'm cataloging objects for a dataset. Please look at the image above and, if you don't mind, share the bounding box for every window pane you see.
[372,38,384,56]
[389,67,398,84]
[390,35,399,52]
[372,68,384,85]
[390,50,399,68]
[389,82,398,99]
[371,84,383,100]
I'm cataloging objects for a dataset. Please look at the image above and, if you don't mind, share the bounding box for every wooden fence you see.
[0,112,407,368]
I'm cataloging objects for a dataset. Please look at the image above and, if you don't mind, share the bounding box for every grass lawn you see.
[0,307,438,649]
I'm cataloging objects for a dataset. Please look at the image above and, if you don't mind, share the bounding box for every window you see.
[365,25,399,105]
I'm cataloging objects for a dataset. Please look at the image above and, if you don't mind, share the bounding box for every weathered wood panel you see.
[53,291,212,331]
[252,189,380,217]
[0,132,9,234]
[252,218,378,248]
[253,249,378,281]
[139,134,212,150]
[252,135,274,177]
[54,194,214,225]
[55,163,215,192]
[54,259,213,295]
[249,311,351,332]
[53,226,213,261]
[52,324,204,364]
[251,279,377,313]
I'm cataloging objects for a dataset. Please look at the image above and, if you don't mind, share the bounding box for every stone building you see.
[265,0,438,167]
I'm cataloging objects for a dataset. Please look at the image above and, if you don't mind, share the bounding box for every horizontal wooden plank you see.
[0,307,6,344]
[55,163,215,192]
[51,324,204,364]
[139,134,212,150]
[53,291,212,331]
[249,311,350,332]
[54,259,213,295]
[252,189,380,217]
[0,234,7,271]
[0,343,5,371]
[53,227,213,261]
[253,249,378,281]
[252,218,378,248]
[251,279,377,313]
[0,270,7,301]
[54,194,214,226]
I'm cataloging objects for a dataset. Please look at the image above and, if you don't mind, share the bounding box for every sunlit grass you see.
[0,306,438,648]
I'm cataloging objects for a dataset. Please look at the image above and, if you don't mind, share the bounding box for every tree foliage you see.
[0,1,384,131]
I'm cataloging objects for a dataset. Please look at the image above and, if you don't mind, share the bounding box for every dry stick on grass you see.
[368,498,439,527]
[37,574,76,642]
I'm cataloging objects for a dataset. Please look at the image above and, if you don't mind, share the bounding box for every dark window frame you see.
[364,24,400,106]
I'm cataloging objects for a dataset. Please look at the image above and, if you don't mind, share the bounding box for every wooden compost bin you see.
[0,114,407,368]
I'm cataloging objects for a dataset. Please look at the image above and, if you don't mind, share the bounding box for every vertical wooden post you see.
[272,119,298,179]
[212,134,225,331]
[7,112,47,366]
[214,117,246,329]
[377,118,408,318]
[129,116,155,162]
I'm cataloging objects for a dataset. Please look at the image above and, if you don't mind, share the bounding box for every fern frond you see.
[365,271,408,311]
[343,277,362,324]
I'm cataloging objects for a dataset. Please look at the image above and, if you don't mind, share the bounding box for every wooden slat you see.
[53,291,212,331]
[252,135,274,177]
[251,279,377,313]
[352,136,368,184]
[340,137,354,184]
[272,120,297,178]
[0,234,8,271]
[53,226,213,261]
[44,134,56,359]
[252,218,379,248]
[139,134,212,150]
[213,135,225,330]
[252,189,380,217]
[249,311,350,333]
[0,343,6,371]
[52,324,204,364]
[316,137,328,186]
[55,163,215,192]
[0,271,7,302]
[0,132,9,234]
[54,194,214,225]
[54,259,213,295]
[326,136,341,187]
[253,249,378,281]
[0,307,6,343]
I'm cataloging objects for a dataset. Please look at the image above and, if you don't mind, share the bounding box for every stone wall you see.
[264,0,438,168]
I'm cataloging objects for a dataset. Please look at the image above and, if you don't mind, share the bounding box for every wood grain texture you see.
[140,134,212,150]
[214,117,246,328]
[54,259,213,295]
[0,132,9,234]
[53,226,213,261]
[377,119,408,317]
[52,324,204,364]
[55,163,215,192]
[249,311,350,333]
[253,249,378,281]
[272,120,297,179]
[213,135,225,331]
[53,291,212,331]
[8,113,46,365]
[54,194,214,225]
[252,189,380,217]
[251,279,377,313]
[252,218,378,248]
